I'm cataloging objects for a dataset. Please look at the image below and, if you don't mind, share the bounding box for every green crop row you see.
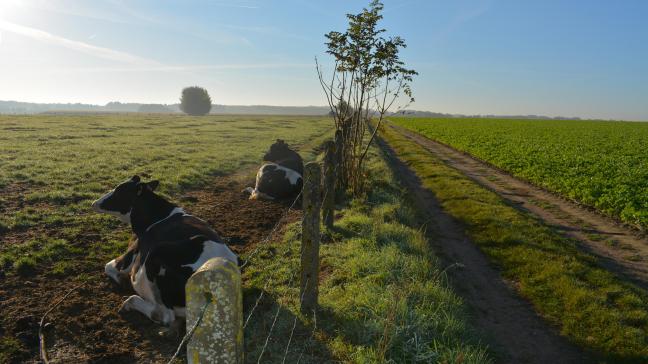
[392,117,648,230]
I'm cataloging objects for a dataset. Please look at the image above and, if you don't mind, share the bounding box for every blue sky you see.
[0,0,646,120]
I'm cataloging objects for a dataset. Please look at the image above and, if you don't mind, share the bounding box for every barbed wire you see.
[240,189,303,269]
[167,299,210,364]
[244,279,271,329]
[256,272,296,364]
[281,277,309,364]
[296,309,318,364]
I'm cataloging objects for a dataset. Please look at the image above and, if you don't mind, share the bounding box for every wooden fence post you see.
[301,162,321,313]
[322,141,336,229]
[334,130,344,202]
[185,257,243,364]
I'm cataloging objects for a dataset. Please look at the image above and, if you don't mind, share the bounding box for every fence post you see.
[301,162,321,313]
[334,130,344,202]
[322,141,336,229]
[185,257,243,364]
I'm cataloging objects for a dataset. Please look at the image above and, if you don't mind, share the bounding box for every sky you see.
[0,0,646,120]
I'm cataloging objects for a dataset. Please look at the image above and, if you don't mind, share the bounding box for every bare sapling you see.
[316,0,417,194]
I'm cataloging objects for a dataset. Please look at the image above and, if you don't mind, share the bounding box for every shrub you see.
[180,86,212,116]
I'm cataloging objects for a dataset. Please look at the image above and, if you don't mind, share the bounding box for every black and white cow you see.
[92,175,237,326]
[244,139,304,200]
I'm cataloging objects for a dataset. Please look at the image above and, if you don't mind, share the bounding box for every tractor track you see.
[377,127,588,364]
[389,122,648,291]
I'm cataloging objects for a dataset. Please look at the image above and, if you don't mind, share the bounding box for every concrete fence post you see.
[186,257,243,364]
[322,141,336,229]
[301,162,321,313]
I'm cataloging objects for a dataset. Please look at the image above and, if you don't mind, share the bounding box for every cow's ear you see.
[147,180,160,191]
[131,175,141,183]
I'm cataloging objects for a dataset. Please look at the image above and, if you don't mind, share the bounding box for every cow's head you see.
[92,175,159,224]
[263,139,293,163]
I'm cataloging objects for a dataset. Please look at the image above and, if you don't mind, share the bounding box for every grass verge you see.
[380,123,648,362]
[241,148,491,363]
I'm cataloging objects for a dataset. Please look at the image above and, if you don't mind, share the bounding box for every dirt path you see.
[0,174,300,364]
[377,133,587,364]
[389,123,648,291]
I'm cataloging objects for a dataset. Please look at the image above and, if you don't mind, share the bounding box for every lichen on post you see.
[185,257,243,364]
[301,162,321,313]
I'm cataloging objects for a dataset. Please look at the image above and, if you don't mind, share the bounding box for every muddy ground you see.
[0,175,301,363]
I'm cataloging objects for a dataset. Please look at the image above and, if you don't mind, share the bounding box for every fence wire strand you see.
[167,299,210,364]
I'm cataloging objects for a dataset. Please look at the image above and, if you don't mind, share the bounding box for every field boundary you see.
[388,120,647,235]
[375,128,587,363]
[388,121,648,290]
[378,123,648,362]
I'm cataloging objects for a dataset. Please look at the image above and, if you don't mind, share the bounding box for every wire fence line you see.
[249,162,334,363]
[240,189,303,269]
[167,299,210,364]
[168,151,337,363]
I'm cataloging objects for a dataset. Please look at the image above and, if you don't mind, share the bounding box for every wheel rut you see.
[389,122,648,291]
[377,131,588,364]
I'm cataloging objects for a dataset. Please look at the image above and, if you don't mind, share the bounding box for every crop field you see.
[380,124,648,362]
[392,117,648,229]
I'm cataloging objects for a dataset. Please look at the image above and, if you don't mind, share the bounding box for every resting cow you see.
[92,175,237,326]
[244,139,304,200]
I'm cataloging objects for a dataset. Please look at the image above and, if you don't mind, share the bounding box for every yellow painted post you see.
[185,257,243,364]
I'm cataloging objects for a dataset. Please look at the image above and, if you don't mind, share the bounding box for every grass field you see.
[381,124,648,362]
[0,114,334,362]
[392,117,648,230]
[0,114,332,274]
[242,148,491,363]
[0,114,491,363]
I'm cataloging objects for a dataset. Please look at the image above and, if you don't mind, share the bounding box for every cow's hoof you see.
[158,320,184,338]
[118,295,136,313]
[151,307,175,326]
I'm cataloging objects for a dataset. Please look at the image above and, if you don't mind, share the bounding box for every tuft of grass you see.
[0,336,25,364]
[242,148,491,363]
[381,123,648,362]
[0,238,83,275]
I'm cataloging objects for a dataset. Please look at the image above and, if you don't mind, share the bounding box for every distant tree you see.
[180,86,212,116]
[316,0,417,194]
[138,104,172,113]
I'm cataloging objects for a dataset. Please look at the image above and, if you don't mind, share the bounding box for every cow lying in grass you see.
[244,139,304,200]
[92,175,237,326]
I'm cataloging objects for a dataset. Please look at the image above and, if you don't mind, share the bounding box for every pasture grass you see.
[381,124,648,362]
[242,148,492,363]
[392,117,648,230]
[0,114,332,274]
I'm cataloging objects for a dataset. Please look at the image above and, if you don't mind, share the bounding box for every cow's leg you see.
[105,249,137,285]
[247,188,275,200]
[119,295,175,326]
[105,259,121,283]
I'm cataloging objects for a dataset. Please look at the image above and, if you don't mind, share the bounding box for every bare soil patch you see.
[0,174,301,363]
[391,123,648,291]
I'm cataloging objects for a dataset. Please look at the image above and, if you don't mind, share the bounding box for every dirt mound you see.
[0,175,301,363]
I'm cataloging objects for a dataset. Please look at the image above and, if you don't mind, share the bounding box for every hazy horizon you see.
[1,0,647,120]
